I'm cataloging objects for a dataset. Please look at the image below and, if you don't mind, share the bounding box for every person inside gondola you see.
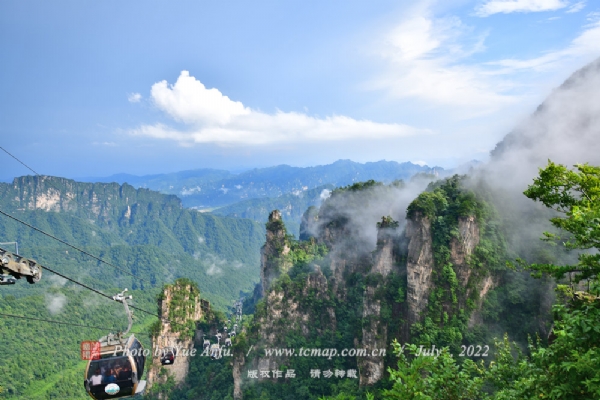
[104,369,117,384]
[118,365,132,381]
[90,369,103,386]
[113,361,125,377]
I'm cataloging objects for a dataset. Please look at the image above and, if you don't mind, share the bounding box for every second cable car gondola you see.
[0,247,42,285]
[160,347,176,365]
[83,289,147,399]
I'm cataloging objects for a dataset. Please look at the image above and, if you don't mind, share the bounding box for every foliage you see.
[376,216,399,229]
[332,180,383,195]
[384,341,486,399]
[406,176,507,350]
[384,161,600,399]
[383,299,600,399]
[0,287,156,399]
[161,278,202,341]
[146,367,177,399]
[519,161,600,283]
[0,176,266,397]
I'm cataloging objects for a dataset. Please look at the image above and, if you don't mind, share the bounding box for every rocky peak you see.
[372,216,399,277]
[147,279,208,393]
[260,210,292,296]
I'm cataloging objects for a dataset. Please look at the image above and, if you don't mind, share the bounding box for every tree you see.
[521,161,600,285]
[383,342,486,400]
[382,161,600,399]
[507,161,600,399]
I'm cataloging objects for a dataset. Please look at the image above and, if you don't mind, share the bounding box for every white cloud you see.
[475,0,568,17]
[319,189,331,201]
[370,8,518,117]
[202,253,231,276]
[131,71,428,146]
[487,19,600,71]
[151,71,249,125]
[412,160,428,166]
[206,263,222,276]
[128,92,142,103]
[566,1,586,13]
[587,11,600,24]
[92,141,117,146]
[370,2,600,121]
[48,275,67,287]
[45,293,67,315]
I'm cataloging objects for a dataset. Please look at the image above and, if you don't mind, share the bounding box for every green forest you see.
[0,177,265,398]
[1,161,599,399]
[164,162,599,400]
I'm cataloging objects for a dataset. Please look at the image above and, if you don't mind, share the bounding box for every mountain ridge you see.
[77,160,447,209]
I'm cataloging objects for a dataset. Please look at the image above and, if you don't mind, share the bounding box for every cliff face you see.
[1,175,182,226]
[358,225,398,385]
[232,266,334,398]
[147,280,209,397]
[405,212,496,327]
[405,212,434,325]
[451,216,481,289]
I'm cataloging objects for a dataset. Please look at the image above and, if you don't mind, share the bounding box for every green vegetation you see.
[0,176,265,306]
[5,160,597,399]
[519,161,600,283]
[385,342,486,399]
[383,161,600,399]
[148,306,234,400]
[161,278,202,341]
[233,180,416,399]
[0,176,264,398]
[0,287,156,399]
[376,216,399,229]
[408,176,508,351]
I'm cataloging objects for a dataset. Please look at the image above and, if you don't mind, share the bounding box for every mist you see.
[303,57,600,268]
[473,57,600,260]
[308,178,435,255]
[45,292,67,315]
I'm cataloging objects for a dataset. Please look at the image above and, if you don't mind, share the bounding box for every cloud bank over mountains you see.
[131,71,428,146]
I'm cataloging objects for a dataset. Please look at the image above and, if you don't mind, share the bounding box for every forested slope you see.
[0,176,264,398]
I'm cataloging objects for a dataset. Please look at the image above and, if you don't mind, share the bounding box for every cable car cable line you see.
[0,209,146,282]
[39,263,161,319]
[0,312,147,335]
[2,146,156,396]
[0,145,147,283]
[0,145,40,176]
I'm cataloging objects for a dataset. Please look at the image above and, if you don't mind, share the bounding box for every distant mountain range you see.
[0,176,265,308]
[79,159,452,209]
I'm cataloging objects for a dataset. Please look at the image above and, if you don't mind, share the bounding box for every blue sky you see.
[1,0,599,180]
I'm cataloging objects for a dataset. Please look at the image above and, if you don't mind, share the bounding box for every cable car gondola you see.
[160,347,176,365]
[84,289,147,399]
[0,247,42,285]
